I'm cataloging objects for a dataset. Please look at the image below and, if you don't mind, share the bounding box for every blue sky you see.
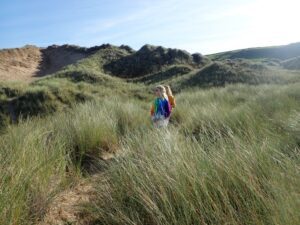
[0,0,299,54]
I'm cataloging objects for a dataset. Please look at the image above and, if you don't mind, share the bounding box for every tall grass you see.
[53,99,150,171]
[0,83,299,224]
[0,120,68,224]
[172,84,300,149]
[91,129,299,225]
[0,97,149,224]
[87,84,300,225]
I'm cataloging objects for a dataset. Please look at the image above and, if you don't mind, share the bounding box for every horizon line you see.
[1,40,299,56]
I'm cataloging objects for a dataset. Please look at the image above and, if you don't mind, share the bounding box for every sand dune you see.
[0,45,90,82]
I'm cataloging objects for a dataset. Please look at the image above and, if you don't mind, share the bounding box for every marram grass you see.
[0,83,299,225]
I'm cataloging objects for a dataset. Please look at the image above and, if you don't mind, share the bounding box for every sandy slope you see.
[39,175,98,225]
[39,152,114,225]
[0,45,89,82]
[0,46,42,82]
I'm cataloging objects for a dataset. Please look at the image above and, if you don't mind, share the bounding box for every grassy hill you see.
[208,42,300,61]
[0,44,151,128]
[0,75,149,129]
[282,56,300,70]
[104,44,210,78]
[0,42,299,225]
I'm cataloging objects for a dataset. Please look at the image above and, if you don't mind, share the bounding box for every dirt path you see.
[39,153,114,225]
[39,174,99,225]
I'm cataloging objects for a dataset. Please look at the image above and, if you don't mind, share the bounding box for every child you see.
[150,85,171,127]
[164,85,176,108]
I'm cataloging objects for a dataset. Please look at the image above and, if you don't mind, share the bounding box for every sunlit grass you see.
[0,83,299,224]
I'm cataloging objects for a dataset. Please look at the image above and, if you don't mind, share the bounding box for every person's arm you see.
[170,96,176,108]
[150,104,154,116]
[173,97,176,108]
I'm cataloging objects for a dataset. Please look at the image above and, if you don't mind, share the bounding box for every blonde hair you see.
[164,85,173,96]
[155,85,168,99]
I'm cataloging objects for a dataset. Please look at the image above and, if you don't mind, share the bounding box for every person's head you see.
[164,85,173,96]
[154,85,168,99]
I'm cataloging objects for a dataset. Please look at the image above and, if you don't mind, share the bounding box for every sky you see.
[0,0,300,54]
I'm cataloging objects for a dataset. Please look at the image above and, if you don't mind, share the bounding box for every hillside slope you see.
[0,44,126,82]
[2,43,202,81]
[208,42,300,60]
[3,42,300,84]
[282,56,300,70]
[104,44,209,78]
[0,46,42,82]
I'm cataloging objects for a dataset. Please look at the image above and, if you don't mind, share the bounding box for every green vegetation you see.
[1,83,299,224]
[104,44,210,78]
[1,44,299,130]
[170,60,300,91]
[207,42,300,60]
[0,69,149,128]
[132,65,193,84]
[282,56,300,70]
[0,43,299,224]
[86,84,299,225]
[0,96,150,224]
[134,59,300,92]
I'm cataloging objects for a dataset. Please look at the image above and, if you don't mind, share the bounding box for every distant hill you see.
[0,44,132,82]
[0,44,95,82]
[104,44,209,78]
[0,43,208,81]
[171,60,278,90]
[2,42,300,84]
[208,42,300,60]
[281,56,300,70]
[1,41,300,87]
